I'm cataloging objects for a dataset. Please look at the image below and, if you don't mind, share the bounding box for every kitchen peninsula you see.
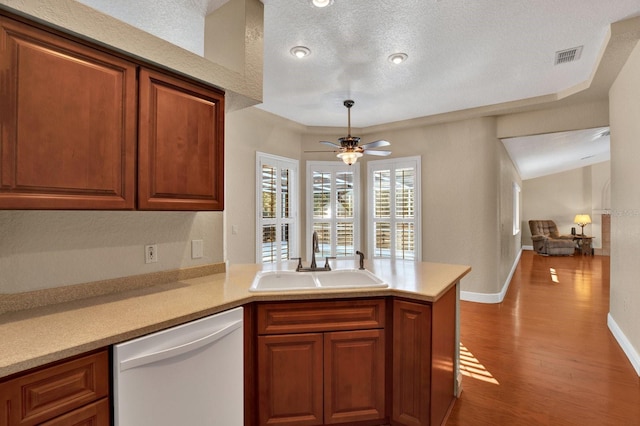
[0,259,470,425]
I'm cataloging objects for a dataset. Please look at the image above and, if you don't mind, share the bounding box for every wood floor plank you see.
[446,251,640,426]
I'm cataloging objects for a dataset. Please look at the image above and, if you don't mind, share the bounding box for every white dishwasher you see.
[113,307,243,426]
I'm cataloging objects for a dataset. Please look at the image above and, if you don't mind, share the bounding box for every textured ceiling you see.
[259,0,640,128]
[75,0,639,179]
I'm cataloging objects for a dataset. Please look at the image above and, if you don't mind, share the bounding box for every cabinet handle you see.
[118,319,242,372]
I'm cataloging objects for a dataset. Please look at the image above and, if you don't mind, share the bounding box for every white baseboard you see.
[607,313,640,376]
[522,245,534,251]
[460,249,522,304]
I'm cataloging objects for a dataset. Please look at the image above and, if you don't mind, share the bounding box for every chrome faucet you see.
[295,231,334,272]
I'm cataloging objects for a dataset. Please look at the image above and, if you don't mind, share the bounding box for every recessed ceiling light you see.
[388,52,408,64]
[290,46,311,58]
[311,0,334,7]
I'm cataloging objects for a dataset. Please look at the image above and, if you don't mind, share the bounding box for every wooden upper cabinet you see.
[0,14,225,211]
[138,68,225,211]
[0,16,137,209]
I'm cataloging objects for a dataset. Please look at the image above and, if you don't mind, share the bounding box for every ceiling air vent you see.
[555,46,583,65]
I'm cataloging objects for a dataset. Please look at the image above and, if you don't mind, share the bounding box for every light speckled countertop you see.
[0,259,470,379]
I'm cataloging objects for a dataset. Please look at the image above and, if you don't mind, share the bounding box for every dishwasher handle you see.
[119,319,243,372]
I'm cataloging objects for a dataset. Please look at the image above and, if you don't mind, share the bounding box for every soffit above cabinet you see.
[0,0,263,111]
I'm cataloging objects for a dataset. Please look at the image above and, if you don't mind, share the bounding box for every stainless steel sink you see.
[249,269,387,292]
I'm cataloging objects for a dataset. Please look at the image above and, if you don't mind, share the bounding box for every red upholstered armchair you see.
[528,220,575,256]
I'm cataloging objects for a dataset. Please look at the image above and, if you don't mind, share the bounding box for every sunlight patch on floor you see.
[550,268,559,283]
[459,343,499,385]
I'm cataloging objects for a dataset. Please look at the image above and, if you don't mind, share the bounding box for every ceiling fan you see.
[313,100,392,165]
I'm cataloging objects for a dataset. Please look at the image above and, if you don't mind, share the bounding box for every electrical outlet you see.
[191,239,203,259]
[145,244,158,263]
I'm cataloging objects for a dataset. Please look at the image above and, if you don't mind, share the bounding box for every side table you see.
[574,235,594,255]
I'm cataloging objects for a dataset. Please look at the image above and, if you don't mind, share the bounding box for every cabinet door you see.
[392,300,432,426]
[257,333,323,426]
[430,286,457,426]
[138,68,224,210]
[324,329,385,424]
[0,16,137,209]
[0,381,8,425]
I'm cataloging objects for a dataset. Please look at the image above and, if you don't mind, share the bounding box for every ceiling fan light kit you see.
[337,151,363,165]
[316,100,392,166]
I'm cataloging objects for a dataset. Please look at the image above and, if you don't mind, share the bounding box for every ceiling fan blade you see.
[304,150,336,153]
[360,140,391,149]
[364,150,392,156]
[320,141,341,148]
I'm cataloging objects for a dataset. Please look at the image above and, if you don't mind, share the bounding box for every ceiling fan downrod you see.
[344,99,354,137]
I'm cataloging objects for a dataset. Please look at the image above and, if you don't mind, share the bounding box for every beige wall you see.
[609,40,640,372]
[496,100,609,138]
[225,107,304,263]
[522,161,611,248]
[300,117,520,297]
[498,141,523,284]
[0,107,521,299]
[0,211,224,293]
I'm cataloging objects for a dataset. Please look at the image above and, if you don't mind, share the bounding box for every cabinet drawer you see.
[3,350,109,425]
[257,299,385,335]
[39,398,110,426]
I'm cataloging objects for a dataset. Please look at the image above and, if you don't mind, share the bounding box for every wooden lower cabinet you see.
[391,287,457,426]
[392,300,432,426]
[258,333,324,425]
[38,399,109,426]
[252,299,387,426]
[257,329,386,426]
[0,349,110,426]
[247,289,458,426]
[324,330,385,424]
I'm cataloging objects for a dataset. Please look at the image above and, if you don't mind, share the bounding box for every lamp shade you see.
[574,214,592,226]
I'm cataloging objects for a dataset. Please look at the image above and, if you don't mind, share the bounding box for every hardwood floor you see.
[446,250,640,426]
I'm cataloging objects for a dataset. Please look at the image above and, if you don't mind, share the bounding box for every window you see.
[306,161,361,259]
[368,156,421,260]
[256,153,299,263]
[513,182,521,235]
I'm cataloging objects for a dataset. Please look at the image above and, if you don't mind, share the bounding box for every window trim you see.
[513,182,521,235]
[306,161,361,260]
[367,156,422,261]
[256,152,299,264]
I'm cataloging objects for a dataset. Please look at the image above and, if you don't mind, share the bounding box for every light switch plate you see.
[191,240,203,259]
[145,244,158,263]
